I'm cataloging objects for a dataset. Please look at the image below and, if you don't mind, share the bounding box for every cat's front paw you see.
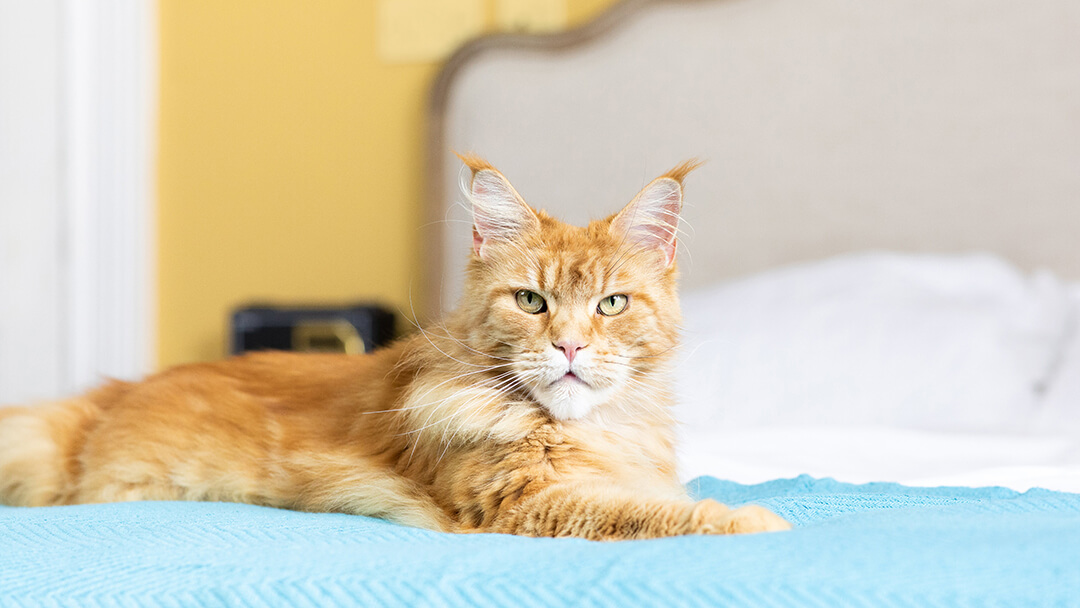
[689,499,791,535]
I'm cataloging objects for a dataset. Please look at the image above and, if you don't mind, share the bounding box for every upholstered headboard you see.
[425,0,1080,316]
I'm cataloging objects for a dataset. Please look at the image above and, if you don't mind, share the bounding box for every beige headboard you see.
[426,0,1080,317]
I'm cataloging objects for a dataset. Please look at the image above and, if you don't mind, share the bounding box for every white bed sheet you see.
[677,425,1080,493]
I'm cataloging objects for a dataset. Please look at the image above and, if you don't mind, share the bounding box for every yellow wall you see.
[157,0,618,368]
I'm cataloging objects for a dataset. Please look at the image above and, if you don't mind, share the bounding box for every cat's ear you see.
[609,160,701,266]
[458,154,540,260]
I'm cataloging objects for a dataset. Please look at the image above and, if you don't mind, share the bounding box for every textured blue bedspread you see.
[2,476,1078,607]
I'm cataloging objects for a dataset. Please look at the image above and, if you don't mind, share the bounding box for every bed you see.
[4,0,1080,605]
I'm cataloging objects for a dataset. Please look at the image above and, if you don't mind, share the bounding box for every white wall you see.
[0,0,66,404]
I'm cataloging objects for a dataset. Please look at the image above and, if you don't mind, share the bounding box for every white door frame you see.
[64,0,158,394]
[0,0,155,404]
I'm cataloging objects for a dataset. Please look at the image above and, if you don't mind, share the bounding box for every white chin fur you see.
[532,380,613,421]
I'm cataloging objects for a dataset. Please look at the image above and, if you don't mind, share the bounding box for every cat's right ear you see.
[458,154,540,260]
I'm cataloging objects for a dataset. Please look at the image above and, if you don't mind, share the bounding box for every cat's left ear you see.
[458,153,540,260]
[609,160,701,266]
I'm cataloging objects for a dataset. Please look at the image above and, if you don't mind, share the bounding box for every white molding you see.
[63,0,157,392]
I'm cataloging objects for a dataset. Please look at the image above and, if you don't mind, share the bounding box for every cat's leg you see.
[289,463,457,532]
[80,479,185,503]
[491,483,790,540]
[76,447,456,533]
[76,457,220,504]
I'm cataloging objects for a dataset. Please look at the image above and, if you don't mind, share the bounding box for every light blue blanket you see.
[2,476,1078,607]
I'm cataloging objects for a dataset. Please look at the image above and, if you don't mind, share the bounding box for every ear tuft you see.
[661,159,704,185]
[455,151,496,176]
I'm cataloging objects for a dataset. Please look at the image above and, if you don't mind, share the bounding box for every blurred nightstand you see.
[230,304,396,355]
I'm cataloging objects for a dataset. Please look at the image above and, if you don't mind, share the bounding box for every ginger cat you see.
[0,157,789,540]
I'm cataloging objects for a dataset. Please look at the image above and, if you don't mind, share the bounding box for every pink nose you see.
[554,341,587,364]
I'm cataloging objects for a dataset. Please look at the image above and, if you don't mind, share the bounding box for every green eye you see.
[515,290,547,314]
[597,294,628,316]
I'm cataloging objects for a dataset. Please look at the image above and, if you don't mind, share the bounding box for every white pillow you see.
[673,252,1071,433]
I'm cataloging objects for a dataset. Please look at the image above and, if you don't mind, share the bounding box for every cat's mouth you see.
[527,362,622,421]
[557,371,588,386]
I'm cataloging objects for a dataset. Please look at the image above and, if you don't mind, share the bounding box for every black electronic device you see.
[230,304,396,356]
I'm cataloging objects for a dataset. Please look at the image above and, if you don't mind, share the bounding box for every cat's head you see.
[454,155,697,421]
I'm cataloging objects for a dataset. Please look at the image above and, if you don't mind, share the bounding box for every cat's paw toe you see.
[692,500,791,535]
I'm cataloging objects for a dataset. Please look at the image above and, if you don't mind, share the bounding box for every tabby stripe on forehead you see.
[590,258,605,295]
[578,257,600,296]
[566,257,584,287]
[537,260,550,292]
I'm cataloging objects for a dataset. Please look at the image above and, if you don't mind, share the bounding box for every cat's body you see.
[0,157,789,540]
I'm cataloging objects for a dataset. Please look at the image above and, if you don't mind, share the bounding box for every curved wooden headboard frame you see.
[423,0,1080,321]
[423,0,690,321]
